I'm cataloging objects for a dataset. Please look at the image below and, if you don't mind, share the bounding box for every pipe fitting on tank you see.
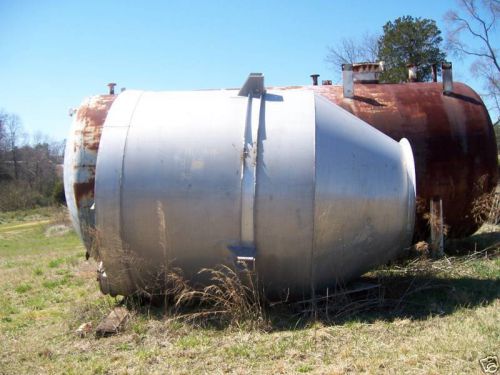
[107,83,117,95]
[342,64,354,98]
[310,74,320,86]
[442,62,453,94]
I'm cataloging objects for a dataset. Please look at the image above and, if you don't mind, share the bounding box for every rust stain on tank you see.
[74,178,95,208]
[72,95,116,209]
[75,95,115,152]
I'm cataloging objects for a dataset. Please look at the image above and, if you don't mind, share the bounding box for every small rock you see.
[75,322,93,338]
[38,348,54,359]
[95,307,130,337]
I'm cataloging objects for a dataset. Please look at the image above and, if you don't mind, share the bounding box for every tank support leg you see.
[429,198,445,258]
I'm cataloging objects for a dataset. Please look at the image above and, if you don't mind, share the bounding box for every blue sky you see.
[0,0,495,140]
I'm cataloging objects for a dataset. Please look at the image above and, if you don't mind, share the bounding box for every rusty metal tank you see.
[309,82,498,238]
[64,95,116,253]
[65,75,416,298]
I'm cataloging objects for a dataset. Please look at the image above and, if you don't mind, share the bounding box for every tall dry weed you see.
[173,264,267,329]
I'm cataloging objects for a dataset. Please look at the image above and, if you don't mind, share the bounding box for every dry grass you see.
[172,265,267,330]
[471,175,500,226]
[0,208,499,374]
[472,190,500,226]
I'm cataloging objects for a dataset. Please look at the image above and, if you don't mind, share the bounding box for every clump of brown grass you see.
[421,207,448,258]
[472,191,500,225]
[383,244,499,278]
[471,175,499,225]
[422,210,449,238]
[413,241,430,257]
[172,265,267,330]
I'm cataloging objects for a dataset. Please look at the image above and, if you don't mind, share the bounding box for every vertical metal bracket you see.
[232,73,265,268]
[430,197,444,258]
[238,73,265,97]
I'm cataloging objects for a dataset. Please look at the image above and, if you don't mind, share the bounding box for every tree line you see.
[1,1,497,213]
[0,110,65,211]
[326,0,499,121]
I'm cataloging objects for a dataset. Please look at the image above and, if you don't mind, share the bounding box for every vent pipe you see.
[107,83,116,95]
[442,62,453,94]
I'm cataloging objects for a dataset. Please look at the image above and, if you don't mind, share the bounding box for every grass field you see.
[0,207,499,374]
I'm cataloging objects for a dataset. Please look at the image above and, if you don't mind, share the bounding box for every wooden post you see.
[429,198,444,258]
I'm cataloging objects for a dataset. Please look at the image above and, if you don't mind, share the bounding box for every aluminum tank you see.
[310,82,498,238]
[82,78,415,298]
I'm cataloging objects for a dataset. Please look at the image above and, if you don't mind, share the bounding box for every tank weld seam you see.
[310,93,318,303]
[118,91,145,293]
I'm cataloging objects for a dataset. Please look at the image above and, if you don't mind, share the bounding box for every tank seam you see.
[119,91,145,294]
[310,93,318,303]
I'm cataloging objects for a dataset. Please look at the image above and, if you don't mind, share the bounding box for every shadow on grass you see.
[120,256,499,333]
[267,274,500,331]
[113,232,499,332]
[446,230,500,254]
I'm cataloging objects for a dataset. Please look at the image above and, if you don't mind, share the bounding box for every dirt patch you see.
[45,224,72,237]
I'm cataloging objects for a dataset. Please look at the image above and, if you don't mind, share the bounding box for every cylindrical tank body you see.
[310,82,498,238]
[64,82,497,244]
[90,89,415,298]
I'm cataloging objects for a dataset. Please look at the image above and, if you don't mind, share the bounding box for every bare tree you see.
[0,111,5,143]
[22,142,56,193]
[32,131,49,147]
[0,111,6,154]
[0,109,67,210]
[5,114,22,180]
[445,0,500,119]
[0,111,8,181]
[325,33,380,81]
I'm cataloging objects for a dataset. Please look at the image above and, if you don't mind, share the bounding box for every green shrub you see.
[52,180,66,205]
